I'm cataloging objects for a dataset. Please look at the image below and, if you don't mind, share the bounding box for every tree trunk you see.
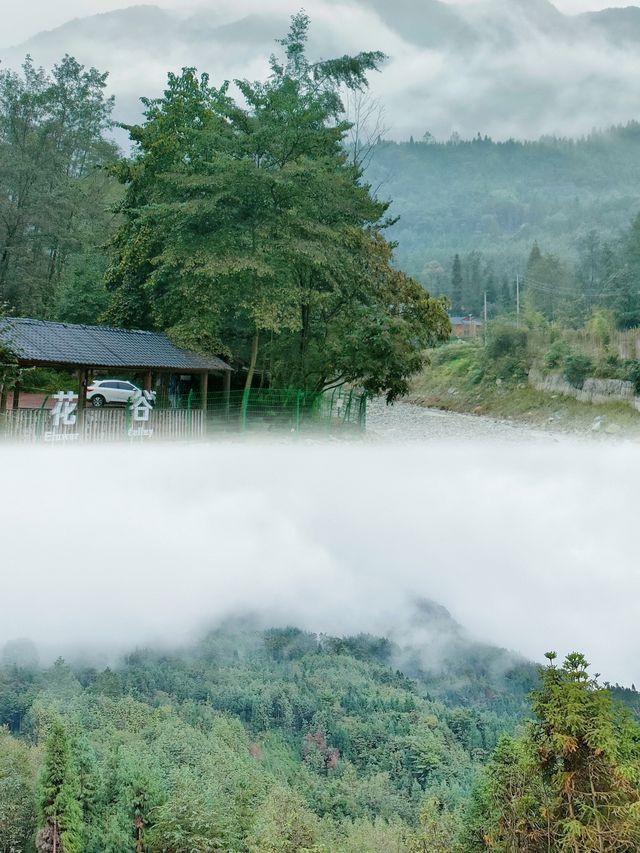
[566,788,581,853]
[300,302,310,386]
[244,331,260,393]
[588,762,605,853]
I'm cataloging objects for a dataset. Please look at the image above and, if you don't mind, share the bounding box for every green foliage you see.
[623,360,640,393]
[0,55,119,319]
[586,309,616,348]
[105,14,449,400]
[0,622,542,852]
[54,248,111,325]
[4,630,640,852]
[0,728,38,853]
[460,653,640,852]
[485,324,527,361]
[146,771,229,853]
[19,369,78,394]
[246,787,321,853]
[544,339,571,370]
[37,720,83,853]
[563,353,593,389]
[364,126,640,304]
[0,307,19,396]
[451,254,463,312]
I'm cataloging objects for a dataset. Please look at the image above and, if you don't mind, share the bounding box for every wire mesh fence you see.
[0,386,366,442]
[186,387,365,434]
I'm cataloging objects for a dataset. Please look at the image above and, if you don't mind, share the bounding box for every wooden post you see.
[144,370,152,392]
[0,382,7,414]
[223,369,231,418]
[11,378,21,411]
[77,370,87,434]
[158,372,169,408]
[200,372,209,410]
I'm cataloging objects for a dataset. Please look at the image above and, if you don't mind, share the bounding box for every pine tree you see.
[500,275,512,311]
[532,652,640,853]
[460,653,640,853]
[451,254,463,312]
[37,721,83,853]
[527,241,542,269]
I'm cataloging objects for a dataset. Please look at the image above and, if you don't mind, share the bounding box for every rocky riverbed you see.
[365,398,585,443]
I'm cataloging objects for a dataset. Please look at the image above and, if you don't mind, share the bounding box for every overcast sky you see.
[2,0,637,47]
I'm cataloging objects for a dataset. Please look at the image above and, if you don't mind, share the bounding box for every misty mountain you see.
[580,5,640,44]
[3,1,640,141]
[389,599,536,714]
[361,0,477,49]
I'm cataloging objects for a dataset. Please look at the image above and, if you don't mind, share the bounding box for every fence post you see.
[359,391,368,431]
[344,389,354,422]
[294,391,303,432]
[329,387,338,422]
[187,389,193,436]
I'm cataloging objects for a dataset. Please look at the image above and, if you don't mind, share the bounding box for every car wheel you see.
[91,395,106,408]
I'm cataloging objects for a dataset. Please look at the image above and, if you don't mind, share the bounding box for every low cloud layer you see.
[2,1,630,47]
[3,1,640,141]
[1,439,638,686]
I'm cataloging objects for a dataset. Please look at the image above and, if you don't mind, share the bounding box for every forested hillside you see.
[367,126,640,287]
[2,619,639,852]
[0,621,529,852]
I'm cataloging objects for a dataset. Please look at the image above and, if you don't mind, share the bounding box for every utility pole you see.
[516,274,520,327]
[484,290,488,345]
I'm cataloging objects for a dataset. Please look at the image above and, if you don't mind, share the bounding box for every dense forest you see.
[368,127,640,277]
[365,128,640,327]
[1,615,640,852]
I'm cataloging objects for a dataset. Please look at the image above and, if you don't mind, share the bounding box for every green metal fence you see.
[174,387,367,434]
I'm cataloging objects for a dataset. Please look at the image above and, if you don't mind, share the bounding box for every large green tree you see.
[105,14,449,399]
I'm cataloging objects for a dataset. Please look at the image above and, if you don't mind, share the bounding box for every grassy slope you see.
[409,341,640,436]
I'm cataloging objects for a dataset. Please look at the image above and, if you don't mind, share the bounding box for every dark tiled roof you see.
[449,315,482,325]
[0,318,232,372]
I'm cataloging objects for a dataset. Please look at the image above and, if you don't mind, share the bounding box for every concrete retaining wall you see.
[528,368,640,409]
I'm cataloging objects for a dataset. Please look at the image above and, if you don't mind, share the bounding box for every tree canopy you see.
[0,55,118,320]
[105,13,449,398]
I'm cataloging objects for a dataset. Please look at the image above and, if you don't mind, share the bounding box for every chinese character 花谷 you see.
[51,391,78,428]
[131,391,154,422]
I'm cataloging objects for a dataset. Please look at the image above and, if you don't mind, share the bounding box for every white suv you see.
[87,380,153,408]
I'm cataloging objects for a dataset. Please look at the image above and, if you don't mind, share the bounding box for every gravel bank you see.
[366,398,573,443]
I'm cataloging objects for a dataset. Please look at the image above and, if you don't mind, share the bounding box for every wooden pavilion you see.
[0,318,232,421]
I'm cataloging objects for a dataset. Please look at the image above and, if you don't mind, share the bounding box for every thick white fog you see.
[0,439,637,685]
